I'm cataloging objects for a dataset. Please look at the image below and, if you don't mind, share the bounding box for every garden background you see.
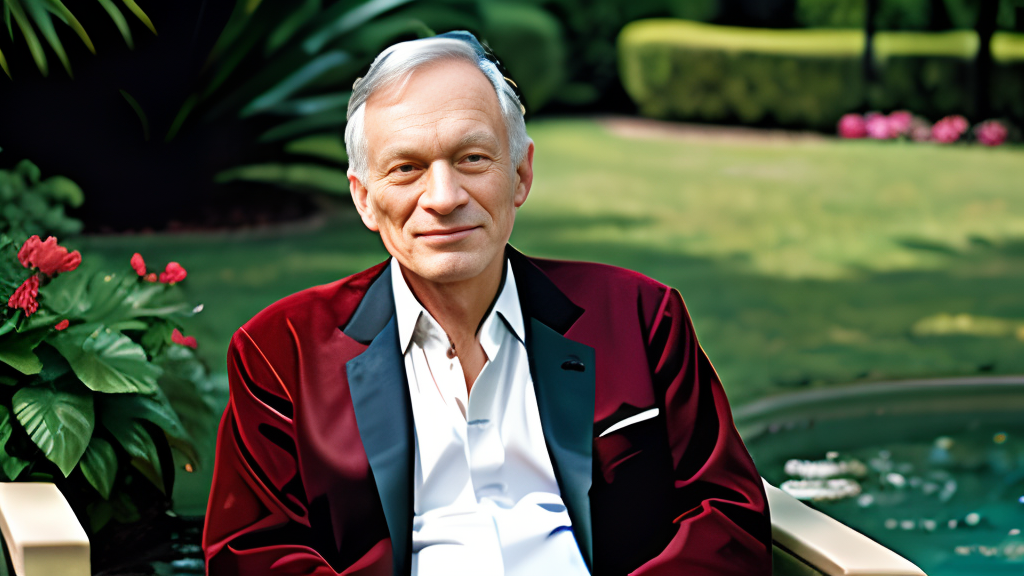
[0,0,1021,574]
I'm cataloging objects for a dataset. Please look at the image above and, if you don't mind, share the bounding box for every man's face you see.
[349,58,533,286]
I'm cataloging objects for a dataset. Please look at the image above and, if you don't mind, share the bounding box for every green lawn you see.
[76,117,1024,409]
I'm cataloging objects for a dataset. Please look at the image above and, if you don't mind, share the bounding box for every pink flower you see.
[865,112,891,139]
[837,113,867,138]
[17,236,81,276]
[932,115,969,144]
[974,120,1008,146]
[54,319,69,331]
[171,328,197,349]
[7,275,40,316]
[887,111,913,137]
[130,253,146,276]
[144,272,158,283]
[159,262,187,284]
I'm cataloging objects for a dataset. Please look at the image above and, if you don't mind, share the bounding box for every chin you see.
[405,249,495,284]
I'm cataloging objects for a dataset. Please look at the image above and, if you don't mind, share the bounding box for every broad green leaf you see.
[86,499,113,532]
[105,320,147,332]
[52,325,161,394]
[102,415,163,492]
[13,380,94,477]
[241,50,351,117]
[102,391,188,442]
[35,342,71,381]
[35,268,90,319]
[263,91,349,116]
[0,327,47,375]
[95,0,132,48]
[41,175,84,207]
[0,405,30,481]
[8,0,47,76]
[257,110,346,143]
[119,282,195,319]
[110,490,140,523]
[265,0,319,55]
[302,0,415,55]
[215,163,348,195]
[284,133,347,162]
[80,436,117,499]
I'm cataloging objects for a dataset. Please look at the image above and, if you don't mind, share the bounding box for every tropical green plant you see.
[0,158,84,240]
[0,232,214,536]
[0,0,155,78]
[168,0,483,198]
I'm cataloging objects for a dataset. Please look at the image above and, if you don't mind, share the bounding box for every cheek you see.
[370,189,413,231]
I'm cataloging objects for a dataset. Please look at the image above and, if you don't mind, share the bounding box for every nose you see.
[419,161,468,215]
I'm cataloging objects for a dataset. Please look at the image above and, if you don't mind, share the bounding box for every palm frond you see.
[1,0,156,77]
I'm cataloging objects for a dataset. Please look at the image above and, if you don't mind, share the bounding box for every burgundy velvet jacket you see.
[203,247,771,575]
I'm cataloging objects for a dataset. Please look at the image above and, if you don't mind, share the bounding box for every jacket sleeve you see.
[202,328,389,576]
[635,287,772,575]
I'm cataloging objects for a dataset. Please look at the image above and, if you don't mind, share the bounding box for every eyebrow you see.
[376,130,502,166]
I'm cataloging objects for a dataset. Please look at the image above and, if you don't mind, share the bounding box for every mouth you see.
[416,226,479,241]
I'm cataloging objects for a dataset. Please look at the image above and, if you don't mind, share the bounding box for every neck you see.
[400,256,503,392]
[399,255,504,349]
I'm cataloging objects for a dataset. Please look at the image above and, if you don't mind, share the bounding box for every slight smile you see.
[416,226,479,242]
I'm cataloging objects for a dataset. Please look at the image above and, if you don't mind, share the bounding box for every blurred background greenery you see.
[0,0,1022,572]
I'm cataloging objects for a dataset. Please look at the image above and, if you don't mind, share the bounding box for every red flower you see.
[130,253,147,276]
[159,262,187,284]
[7,275,40,315]
[17,236,81,276]
[171,328,198,349]
[975,120,1008,146]
[837,113,867,138]
[54,319,70,331]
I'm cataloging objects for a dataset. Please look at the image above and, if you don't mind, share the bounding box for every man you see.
[204,32,771,575]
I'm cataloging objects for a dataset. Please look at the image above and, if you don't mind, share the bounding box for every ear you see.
[348,173,379,232]
[513,140,534,208]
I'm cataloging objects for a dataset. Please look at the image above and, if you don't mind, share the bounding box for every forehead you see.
[362,58,507,163]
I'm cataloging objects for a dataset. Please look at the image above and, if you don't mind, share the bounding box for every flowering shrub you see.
[838,112,1012,146]
[0,234,213,532]
[975,120,1009,147]
[837,114,867,138]
[931,115,969,144]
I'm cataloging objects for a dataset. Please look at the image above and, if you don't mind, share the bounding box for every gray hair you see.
[344,33,529,183]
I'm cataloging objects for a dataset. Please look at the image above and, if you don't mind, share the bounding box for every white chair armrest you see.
[0,483,90,576]
[765,478,926,576]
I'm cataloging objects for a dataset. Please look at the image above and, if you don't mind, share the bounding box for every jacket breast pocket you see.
[593,408,663,485]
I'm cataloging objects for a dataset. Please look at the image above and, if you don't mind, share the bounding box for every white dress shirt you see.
[390,260,590,576]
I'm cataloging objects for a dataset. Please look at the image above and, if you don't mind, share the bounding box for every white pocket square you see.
[598,408,659,437]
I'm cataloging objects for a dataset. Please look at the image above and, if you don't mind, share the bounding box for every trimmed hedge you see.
[795,0,1021,30]
[618,19,1024,130]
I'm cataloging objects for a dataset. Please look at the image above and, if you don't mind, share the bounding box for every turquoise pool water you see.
[736,377,1024,576]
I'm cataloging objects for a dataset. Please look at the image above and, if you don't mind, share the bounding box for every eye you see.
[465,154,483,163]
[398,165,415,173]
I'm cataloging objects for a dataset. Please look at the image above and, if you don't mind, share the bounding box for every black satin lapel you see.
[528,318,595,570]
[507,246,583,335]
[343,260,395,345]
[345,316,412,575]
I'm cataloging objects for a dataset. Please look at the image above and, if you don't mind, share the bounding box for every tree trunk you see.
[974,0,1000,119]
